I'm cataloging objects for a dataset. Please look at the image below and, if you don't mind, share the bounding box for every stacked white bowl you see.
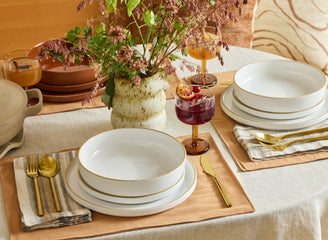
[77,128,187,205]
[232,60,327,120]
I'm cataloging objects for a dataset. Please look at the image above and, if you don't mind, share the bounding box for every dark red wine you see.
[176,93,215,125]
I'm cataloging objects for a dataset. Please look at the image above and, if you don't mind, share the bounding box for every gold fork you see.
[259,135,328,151]
[26,155,43,216]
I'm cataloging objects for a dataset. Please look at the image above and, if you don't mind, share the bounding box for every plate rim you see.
[77,168,186,204]
[64,157,197,216]
[231,89,326,120]
[221,85,328,130]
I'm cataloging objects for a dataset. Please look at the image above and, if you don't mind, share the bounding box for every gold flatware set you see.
[255,127,328,151]
[26,155,61,216]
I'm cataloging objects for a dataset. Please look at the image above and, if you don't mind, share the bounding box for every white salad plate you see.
[232,90,326,120]
[233,60,327,113]
[65,157,197,217]
[77,169,186,204]
[221,85,328,130]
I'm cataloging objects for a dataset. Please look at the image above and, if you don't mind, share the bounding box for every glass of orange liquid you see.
[187,26,221,86]
[3,49,42,90]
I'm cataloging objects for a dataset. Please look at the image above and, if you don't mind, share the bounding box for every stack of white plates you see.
[221,60,328,130]
[64,128,197,217]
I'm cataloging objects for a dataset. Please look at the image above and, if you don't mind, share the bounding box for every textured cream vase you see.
[111,73,167,130]
[252,0,328,74]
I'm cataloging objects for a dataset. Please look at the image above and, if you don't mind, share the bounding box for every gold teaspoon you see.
[259,134,328,151]
[38,156,61,212]
[254,126,328,144]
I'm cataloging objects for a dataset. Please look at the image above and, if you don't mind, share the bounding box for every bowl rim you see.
[78,168,186,199]
[78,128,186,182]
[233,59,327,100]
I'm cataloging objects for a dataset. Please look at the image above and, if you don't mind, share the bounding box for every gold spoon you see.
[259,134,328,151]
[254,126,328,144]
[38,156,61,212]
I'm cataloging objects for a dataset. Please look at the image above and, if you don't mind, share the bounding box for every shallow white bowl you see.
[78,169,185,204]
[233,60,327,113]
[232,89,326,120]
[78,128,186,197]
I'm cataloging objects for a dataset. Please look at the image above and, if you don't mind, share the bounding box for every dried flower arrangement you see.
[39,0,248,108]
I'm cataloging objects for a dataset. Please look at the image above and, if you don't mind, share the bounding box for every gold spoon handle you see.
[213,175,232,208]
[49,177,61,212]
[283,126,328,139]
[33,177,44,216]
[287,134,328,147]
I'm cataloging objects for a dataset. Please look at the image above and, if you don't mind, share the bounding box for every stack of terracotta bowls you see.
[220,60,328,130]
[30,41,106,103]
[64,128,197,217]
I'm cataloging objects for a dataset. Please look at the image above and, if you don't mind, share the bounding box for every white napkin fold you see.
[13,150,92,231]
[233,120,328,161]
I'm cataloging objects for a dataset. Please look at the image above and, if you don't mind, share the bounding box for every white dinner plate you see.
[221,85,328,130]
[232,90,326,120]
[77,169,186,204]
[64,157,197,217]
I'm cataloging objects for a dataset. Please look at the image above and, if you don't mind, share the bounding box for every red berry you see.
[193,85,201,93]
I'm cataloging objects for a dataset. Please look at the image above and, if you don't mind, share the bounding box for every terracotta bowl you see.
[30,40,95,86]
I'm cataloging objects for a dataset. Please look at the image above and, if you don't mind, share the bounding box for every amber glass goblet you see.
[187,26,221,86]
[175,86,215,155]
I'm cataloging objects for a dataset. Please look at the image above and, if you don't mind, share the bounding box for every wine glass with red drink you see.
[175,84,215,155]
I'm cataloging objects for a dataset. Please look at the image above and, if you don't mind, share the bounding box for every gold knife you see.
[200,154,232,207]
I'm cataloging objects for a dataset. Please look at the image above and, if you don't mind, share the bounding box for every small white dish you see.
[233,60,327,113]
[77,169,186,204]
[221,85,328,130]
[78,128,186,197]
[232,90,326,120]
[0,128,24,159]
[64,157,197,217]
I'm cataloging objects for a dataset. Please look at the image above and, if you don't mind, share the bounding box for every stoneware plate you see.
[77,169,186,204]
[232,90,326,120]
[221,85,328,130]
[35,76,107,93]
[41,86,105,103]
[65,157,197,217]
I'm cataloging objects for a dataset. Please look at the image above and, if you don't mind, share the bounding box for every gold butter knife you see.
[200,154,232,207]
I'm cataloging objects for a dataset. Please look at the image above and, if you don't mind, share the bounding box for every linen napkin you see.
[233,119,328,161]
[13,151,91,231]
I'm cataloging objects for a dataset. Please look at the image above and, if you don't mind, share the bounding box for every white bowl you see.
[233,60,327,113]
[232,89,326,120]
[78,128,186,197]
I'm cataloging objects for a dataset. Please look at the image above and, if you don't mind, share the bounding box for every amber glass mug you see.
[3,49,42,89]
